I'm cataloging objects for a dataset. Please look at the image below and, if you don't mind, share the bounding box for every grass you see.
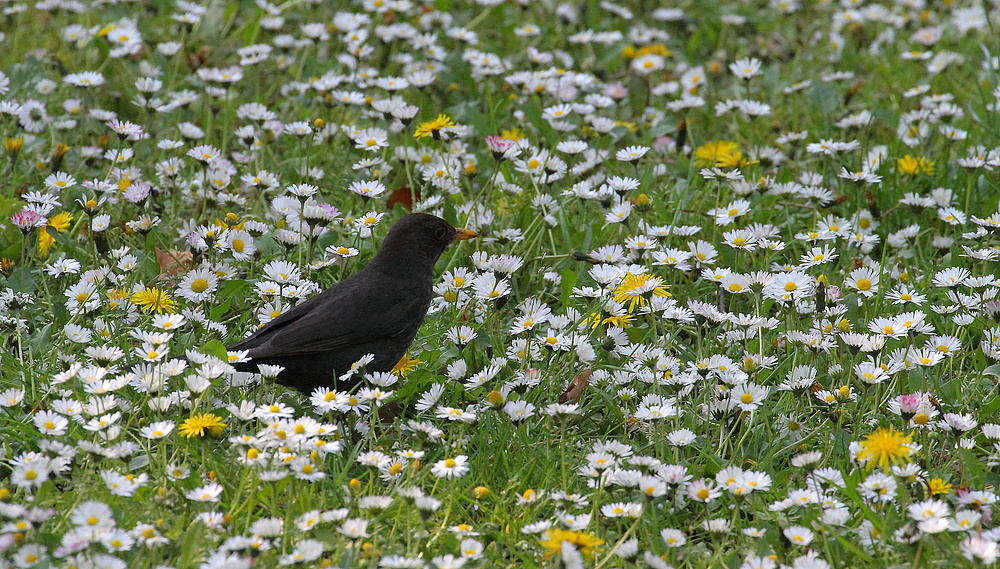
[1,0,1000,567]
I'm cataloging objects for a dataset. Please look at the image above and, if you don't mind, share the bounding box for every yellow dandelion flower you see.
[500,128,525,140]
[694,140,741,168]
[614,120,638,133]
[414,114,455,139]
[612,272,671,312]
[390,354,422,377]
[856,427,914,471]
[38,228,56,256]
[130,287,178,314]
[897,155,934,175]
[637,44,672,57]
[178,413,227,438]
[49,211,73,233]
[925,478,952,496]
[538,529,604,561]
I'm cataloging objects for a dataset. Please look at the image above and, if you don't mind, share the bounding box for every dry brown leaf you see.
[156,248,193,281]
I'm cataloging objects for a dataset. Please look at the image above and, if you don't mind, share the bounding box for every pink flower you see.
[485,135,519,160]
[10,209,46,231]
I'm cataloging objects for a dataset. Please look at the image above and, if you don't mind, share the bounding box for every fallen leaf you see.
[156,248,193,280]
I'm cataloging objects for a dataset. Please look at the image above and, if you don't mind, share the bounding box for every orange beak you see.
[452,227,477,242]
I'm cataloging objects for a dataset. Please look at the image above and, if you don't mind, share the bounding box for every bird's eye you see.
[435,227,449,240]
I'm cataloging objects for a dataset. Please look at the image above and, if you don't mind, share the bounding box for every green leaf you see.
[807,81,840,118]
[210,279,249,320]
[209,297,232,322]
[198,339,230,360]
[177,521,208,568]
[980,395,1000,421]
[559,267,577,306]
[7,265,34,293]
[983,364,1000,378]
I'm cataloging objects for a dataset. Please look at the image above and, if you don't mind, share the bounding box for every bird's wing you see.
[230,276,430,359]
[227,285,329,350]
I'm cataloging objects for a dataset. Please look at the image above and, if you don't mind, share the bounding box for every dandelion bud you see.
[3,137,24,161]
[51,142,70,171]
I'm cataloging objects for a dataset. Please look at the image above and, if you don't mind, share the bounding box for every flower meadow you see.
[3,0,1000,567]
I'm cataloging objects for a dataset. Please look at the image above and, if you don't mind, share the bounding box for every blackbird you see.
[228,213,476,395]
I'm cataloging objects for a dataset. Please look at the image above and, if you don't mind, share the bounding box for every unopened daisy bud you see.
[487,390,505,407]
[473,486,490,499]
[349,478,362,493]
[313,118,324,130]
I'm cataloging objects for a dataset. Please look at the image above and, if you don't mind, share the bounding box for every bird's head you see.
[379,213,477,264]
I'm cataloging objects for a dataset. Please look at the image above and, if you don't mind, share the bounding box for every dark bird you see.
[228,213,476,395]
